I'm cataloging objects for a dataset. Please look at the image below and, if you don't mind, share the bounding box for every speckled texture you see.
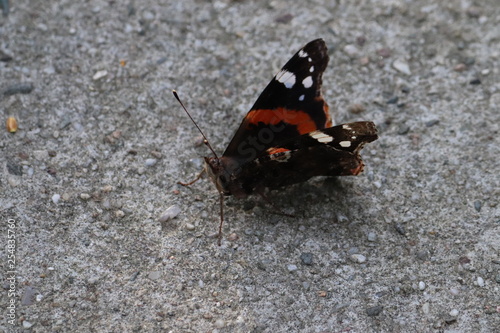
[1,1,499,332]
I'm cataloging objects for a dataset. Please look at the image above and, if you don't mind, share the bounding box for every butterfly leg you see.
[178,169,205,186]
[255,186,295,218]
[217,192,224,246]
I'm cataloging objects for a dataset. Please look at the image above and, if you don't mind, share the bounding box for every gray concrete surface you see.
[1,0,499,332]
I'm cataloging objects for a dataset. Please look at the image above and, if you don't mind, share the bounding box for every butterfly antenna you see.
[172,90,219,158]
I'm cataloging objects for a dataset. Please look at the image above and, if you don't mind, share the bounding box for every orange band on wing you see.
[322,103,332,128]
[349,163,364,175]
[266,147,291,155]
[246,108,318,135]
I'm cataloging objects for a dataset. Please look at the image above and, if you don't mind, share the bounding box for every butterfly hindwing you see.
[229,121,378,192]
[261,121,378,156]
[223,39,331,162]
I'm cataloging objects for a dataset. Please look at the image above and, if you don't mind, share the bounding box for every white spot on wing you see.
[298,50,308,58]
[309,66,314,73]
[339,141,351,147]
[276,70,296,89]
[299,94,305,101]
[310,130,333,143]
[302,76,313,88]
[308,57,312,62]
[270,150,292,163]
[342,124,352,130]
[351,136,357,139]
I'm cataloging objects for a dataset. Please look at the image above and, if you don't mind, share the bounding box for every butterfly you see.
[174,38,378,244]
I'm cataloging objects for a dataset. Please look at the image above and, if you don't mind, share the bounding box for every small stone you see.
[469,78,481,85]
[394,223,406,235]
[185,223,195,231]
[367,232,377,242]
[52,194,61,204]
[111,130,122,139]
[80,193,91,200]
[343,44,359,57]
[22,321,33,328]
[454,63,467,72]
[356,36,367,46]
[7,162,22,176]
[93,70,108,81]
[21,286,37,306]
[387,96,399,104]
[359,56,370,66]
[115,210,125,218]
[47,167,57,176]
[348,247,359,255]
[425,119,439,127]
[398,125,410,135]
[3,82,34,96]
[376,48,391,58]
[214,319,225,328]
[33,150,49,161]
[481,69,490,76]
[227,233,239,241]
[148,271,161,280]
[466,6,481,18]
[393,59,411,75]
[348,103,366,114]
[416,250,429,261]
[287,264,298,272]
[102,199,112,210]
[142,10,155,21]
[336,212,349,223]
[7,176,21,187]
[300,253,313,265]
[366,305,383,316]
[419,281,426,290]
[474,200,481,212]
[317,290,327,297]
[58,116,72,129]
[422,302,430,314]
[275,13,293,24]
[350,254,366,263]
[145,158,157,167]
[101,185,113,193]
[159,205,181,223]
[6,116,17,132]
[150,151,162,159]
[449,309,459,317]
[477,276,485,287]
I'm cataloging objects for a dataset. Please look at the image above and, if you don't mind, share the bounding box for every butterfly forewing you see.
[223,39,332,163]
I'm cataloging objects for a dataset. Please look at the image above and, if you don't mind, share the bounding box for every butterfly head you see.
[204,156,248,198]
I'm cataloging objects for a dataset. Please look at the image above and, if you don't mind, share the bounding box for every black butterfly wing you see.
[232,121,378,192]
[222,39,332,163]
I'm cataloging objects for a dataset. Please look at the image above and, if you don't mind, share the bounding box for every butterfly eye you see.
[218,174,228,184]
